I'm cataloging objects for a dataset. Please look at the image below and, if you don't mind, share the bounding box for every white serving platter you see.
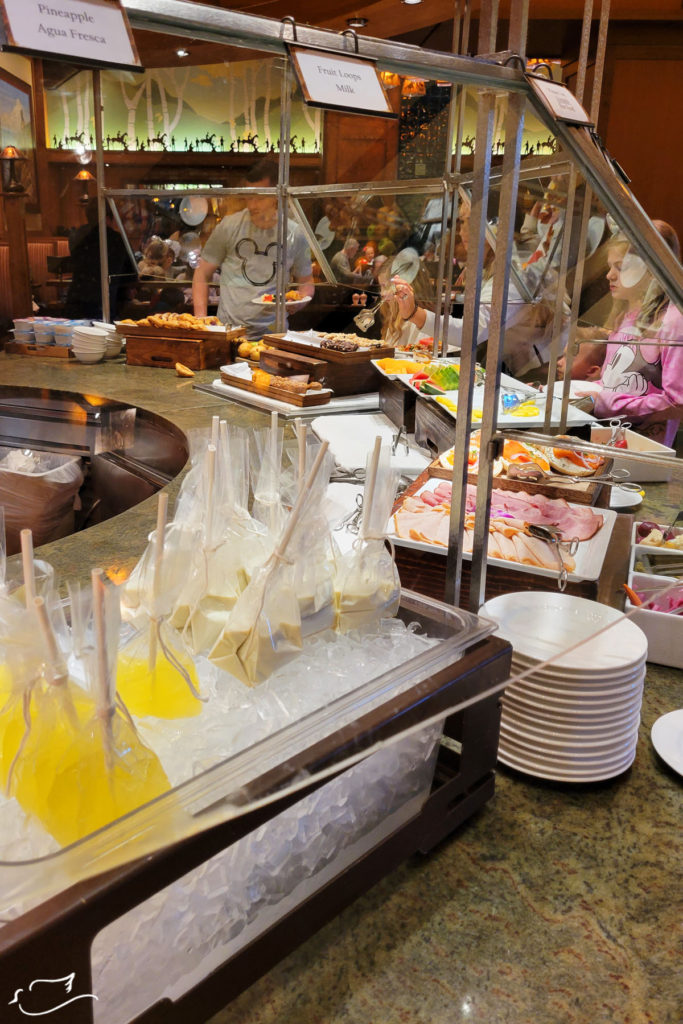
[389,479,617,582]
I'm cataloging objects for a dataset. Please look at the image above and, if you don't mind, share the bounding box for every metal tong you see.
[524,522,579,592]
[334,492,364,534]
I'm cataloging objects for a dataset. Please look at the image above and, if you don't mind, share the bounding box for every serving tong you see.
[508,461,642,491]
[524,522,579,592]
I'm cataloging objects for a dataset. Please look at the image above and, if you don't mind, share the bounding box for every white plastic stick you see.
[296,418,307,495]
[34,596,68,687]
[276,440,329,560]
[20,529,36,610]
[205,442,217,545]
[361,436,383,540]
[211,414,219,449]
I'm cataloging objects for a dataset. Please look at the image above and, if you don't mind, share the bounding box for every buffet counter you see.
[0,351,680,1024]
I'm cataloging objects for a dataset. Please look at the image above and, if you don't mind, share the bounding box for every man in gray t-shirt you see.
[192,161,314,339]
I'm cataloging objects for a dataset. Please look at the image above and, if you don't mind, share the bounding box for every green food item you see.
[430,364,460,390]
[420,381,446,395]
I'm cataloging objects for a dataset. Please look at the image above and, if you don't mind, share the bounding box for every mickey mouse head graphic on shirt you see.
[236,237,279,287]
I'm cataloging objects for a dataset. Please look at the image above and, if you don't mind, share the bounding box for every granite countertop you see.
[1,352,681,1024]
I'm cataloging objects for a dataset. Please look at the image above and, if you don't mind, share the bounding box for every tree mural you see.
[47,60,324,153]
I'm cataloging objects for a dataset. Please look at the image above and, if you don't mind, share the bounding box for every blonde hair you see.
[142,236,172,265]
[380,263,434,344]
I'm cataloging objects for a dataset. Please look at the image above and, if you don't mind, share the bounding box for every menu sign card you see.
[288,46,395,119]
[528,76,592,126]
[0,0,140,70]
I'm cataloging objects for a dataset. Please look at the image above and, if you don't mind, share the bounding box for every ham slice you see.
[394,479,590,573]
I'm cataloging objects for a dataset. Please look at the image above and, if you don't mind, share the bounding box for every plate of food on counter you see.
[632,520,683,552]
[219,362,332,407]
[252,291,312,308]
[389,478,617,582]
[265,330,394,359]
[432,432,611,504]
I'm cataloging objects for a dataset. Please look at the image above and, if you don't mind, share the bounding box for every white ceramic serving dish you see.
[590,425,676,482]
[390,480,617,583]
[625,571,683,669]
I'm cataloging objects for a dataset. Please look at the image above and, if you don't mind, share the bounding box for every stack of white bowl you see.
[71,325,108,363]
[91,320,123,359]
[482,591,648,782]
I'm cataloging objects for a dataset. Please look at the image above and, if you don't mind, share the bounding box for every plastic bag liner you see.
[0,447,83,556]
[336,444,401,632]
[176,428,273,654]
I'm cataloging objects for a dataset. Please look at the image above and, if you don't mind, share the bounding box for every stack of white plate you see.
[71,326,108,364]
[481,591,648,782]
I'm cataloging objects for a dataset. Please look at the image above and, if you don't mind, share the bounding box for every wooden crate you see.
[378,376,416,433]
[125,334,237,370]
[5,341,73,359]
[259,347,328,383]
[264,334,393,395]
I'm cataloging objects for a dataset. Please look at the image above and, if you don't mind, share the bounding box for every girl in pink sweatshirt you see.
[593,222,683,448]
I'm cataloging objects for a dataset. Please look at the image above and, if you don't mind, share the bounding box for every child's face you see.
[606,246,648,305]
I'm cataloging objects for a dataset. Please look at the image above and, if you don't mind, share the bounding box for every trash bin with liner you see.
[0,447,83,555]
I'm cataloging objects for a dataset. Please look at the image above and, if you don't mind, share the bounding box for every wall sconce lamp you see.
[1,146,27,194]
[346,17,368,28]
[74,168,96,204]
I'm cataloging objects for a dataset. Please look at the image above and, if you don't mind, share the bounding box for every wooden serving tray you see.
[263,334,393,396]
[116,321,245,343]
[391,469,631,605]
[264,333,394,363]
[259,347,328,382]
[5,341,74,359]
[428,458,613,508]
[220,370,332,407]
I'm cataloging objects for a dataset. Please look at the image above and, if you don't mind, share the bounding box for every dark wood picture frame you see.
[0,64,38,207]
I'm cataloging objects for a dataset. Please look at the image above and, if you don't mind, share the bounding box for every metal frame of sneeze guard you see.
[115,0,682,616]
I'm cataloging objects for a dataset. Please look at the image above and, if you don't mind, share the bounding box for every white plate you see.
[501,700,642,733]
[500,716,640,750]
[499,733,639,767]
[251,295,312,309]
[497,746,636,782]
[482,591,647,668]
[610,486,643,510]
[179,195,209,227]
[508,673,645,703]
[391,487,616,584]
[510,652,647,680]
[502,690,643,723]
[650,708,683,775]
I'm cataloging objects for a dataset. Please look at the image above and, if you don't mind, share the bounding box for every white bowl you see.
[72,349,105,364]
[104,340,123,358]
[73,326,109,341]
